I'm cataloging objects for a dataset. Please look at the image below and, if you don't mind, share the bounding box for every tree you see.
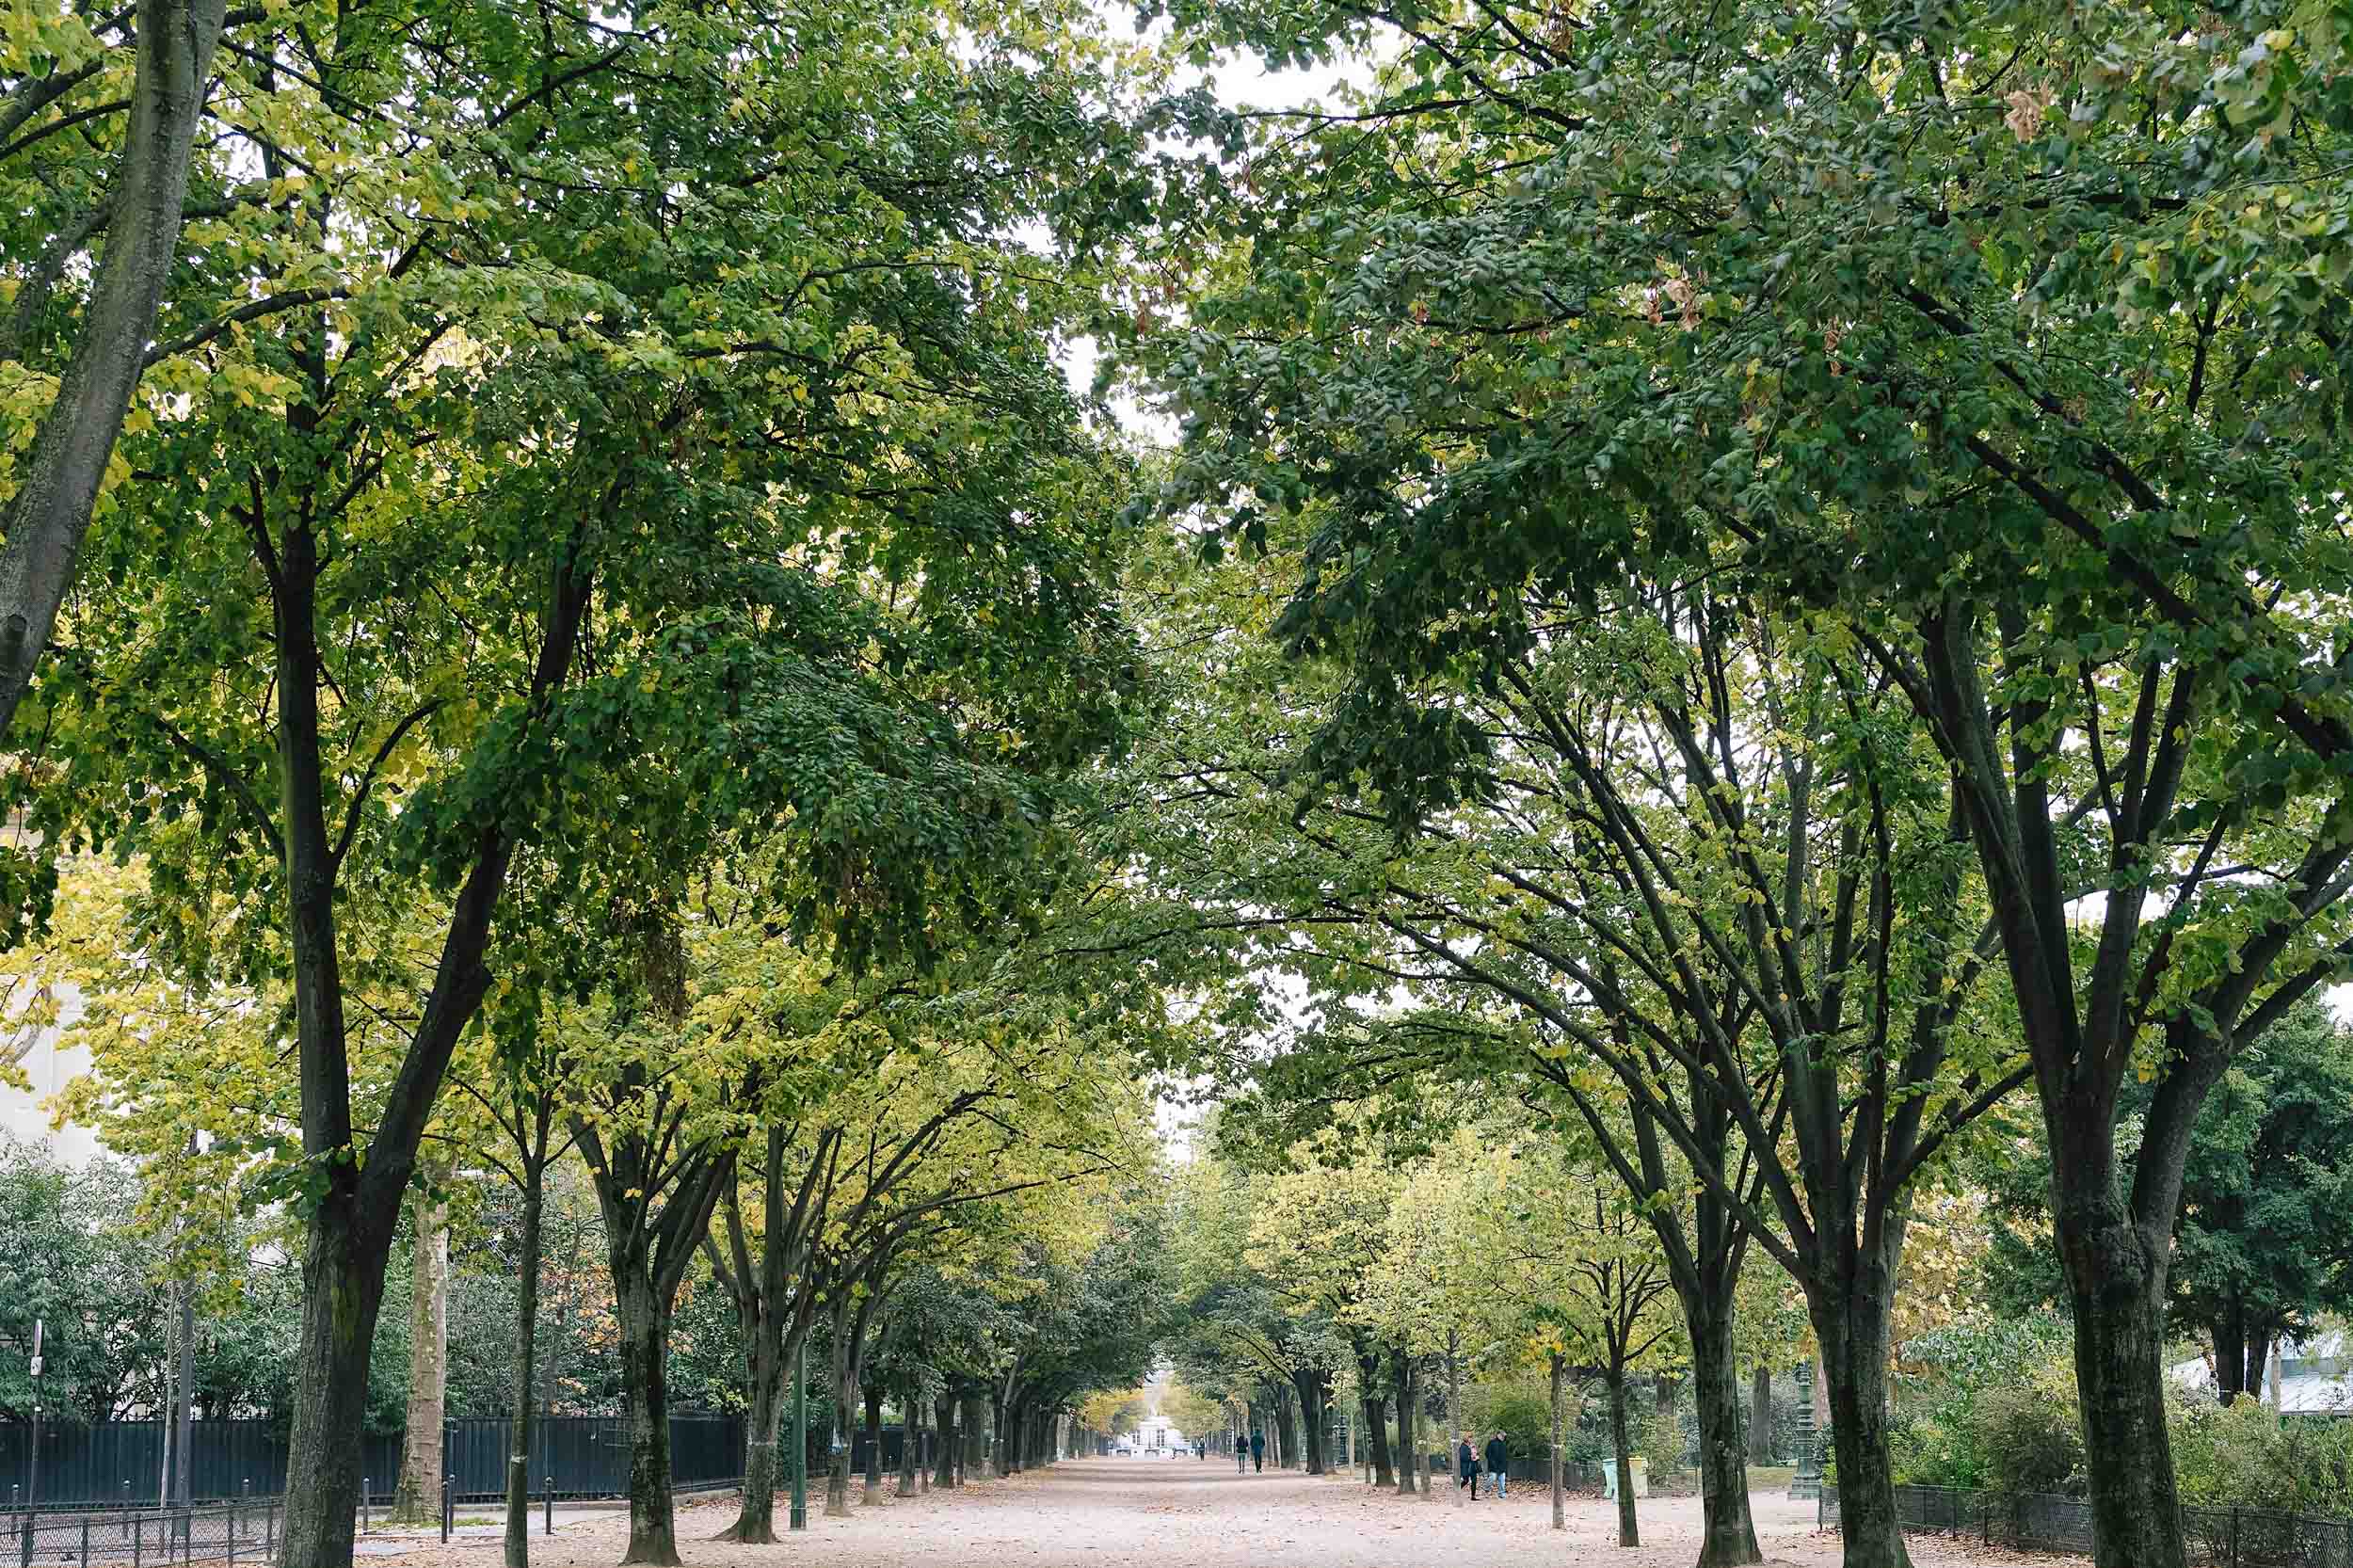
[1139,0,2353,1555]
[1517,1148,1679,1549]
[0,0,226,758]
[27,0,1147,1555]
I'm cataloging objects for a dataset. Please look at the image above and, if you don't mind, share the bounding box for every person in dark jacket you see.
[1483,1432,1508,1498]
[1250,1428,1266,1472]
[1456,1432,1478,1496]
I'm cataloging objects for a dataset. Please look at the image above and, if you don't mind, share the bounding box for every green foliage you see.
[1890,1317,2080,1494]
[2170,1402,2353,1517]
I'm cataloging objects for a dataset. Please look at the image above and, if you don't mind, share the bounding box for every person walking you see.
[1455,1432,1478,1498]
[1483,1431,1508,1498]
[1250,1428,1266,1473]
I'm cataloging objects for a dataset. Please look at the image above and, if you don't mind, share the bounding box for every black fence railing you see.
[1822,1482,2353,1567]
[1,1416,745,1510]
[4,1499,280,1567]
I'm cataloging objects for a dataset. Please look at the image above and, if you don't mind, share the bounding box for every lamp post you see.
[789,1337,807,1531]
[24,1319,42,1513]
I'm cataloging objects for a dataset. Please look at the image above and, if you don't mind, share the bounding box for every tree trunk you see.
[1303,1372,1327,1475]
[861,1384,884,1504]
[1393,1353,1420,1497]
[391,1192,450,1525]
[1549,1352,1565,1533]
[1446,1334,1463,1510]
[933,1395,955,1490]
[824,1306,855,1517]
[614,1273,680,1566]
[2062,1207,2185,1568]
[1749,1364,1773,1464]
[0,0,227,748]
[721,1327,783,1543]
[1687,1293,1764,1566]
[1609,1366,1638,1548]
[960,1393,980,1483]
[1360,1351,1394,1488]
[897,1387,919,1497]
[1815,1302,1911,1568]
[504,1154,546,1568]
[277,1207,396,1568]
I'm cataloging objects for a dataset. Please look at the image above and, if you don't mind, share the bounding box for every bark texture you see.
[0,0,226,745]
[390,1192,449,1525]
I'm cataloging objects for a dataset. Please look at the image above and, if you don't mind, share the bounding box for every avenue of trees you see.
[5,0,2353,1566]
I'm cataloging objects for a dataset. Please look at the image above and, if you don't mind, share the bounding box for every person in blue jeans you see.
[1483,1432,1508,1497]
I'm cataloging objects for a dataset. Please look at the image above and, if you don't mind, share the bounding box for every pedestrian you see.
[1483,1431,1507,1498]
[1235,1433,1245,1474]
[1250,1428,1266,1473]
[1455,1432,1477,1497]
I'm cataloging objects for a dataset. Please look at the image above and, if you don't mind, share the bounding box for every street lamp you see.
[2,1320,46,1512]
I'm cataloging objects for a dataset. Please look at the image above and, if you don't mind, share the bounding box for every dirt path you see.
[374,1457,2073,1568]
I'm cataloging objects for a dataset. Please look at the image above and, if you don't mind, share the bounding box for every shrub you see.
[2171,1398,2353,1517]
[1971,1381,2085,1495]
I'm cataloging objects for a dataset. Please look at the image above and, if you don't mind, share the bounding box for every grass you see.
[1745,1465,1798,1490]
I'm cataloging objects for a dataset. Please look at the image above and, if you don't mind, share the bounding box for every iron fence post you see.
[2232,1506,2241,1568]
[543,1477,552,1537]
[19,1505,30,1568]
[81,1513,89,1564]
[134,1508,141,1568]
[360,1477,369,1536]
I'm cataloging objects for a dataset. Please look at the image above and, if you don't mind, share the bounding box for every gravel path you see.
[369,1458,2072,1568]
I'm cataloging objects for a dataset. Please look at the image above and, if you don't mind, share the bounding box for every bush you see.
[1890,1315,2079,1493]
[1972,1381,2085,1495]
[2171,1399,2353,1517]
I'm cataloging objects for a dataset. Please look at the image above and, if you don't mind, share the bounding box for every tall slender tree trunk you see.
[1749,1365,1773,1465]
[824,1304,856,1517]
[1608,1366,1638,1548]
[1359,1350,1394,1488]
[503,1153,546,1568]
[391,1192,450,1524]
[897,1388,919,1497]
[1393,1354,1418,1497]
[613,1274,680,1566]
[1446,1334,1463,1510]
[1274,1387,1299,1473]
[932,1396,954,1490]
[960,1393,981,1483]
[861,1385,884,1504]
[1548,1352,1565,1533]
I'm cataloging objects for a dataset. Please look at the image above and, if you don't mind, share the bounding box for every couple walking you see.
[1454,1432,1508,1498]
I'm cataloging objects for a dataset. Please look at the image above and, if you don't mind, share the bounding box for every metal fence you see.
[1822,1482,2353,1567]
[4,1500,280,1567]
[2,1416,745,1510]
